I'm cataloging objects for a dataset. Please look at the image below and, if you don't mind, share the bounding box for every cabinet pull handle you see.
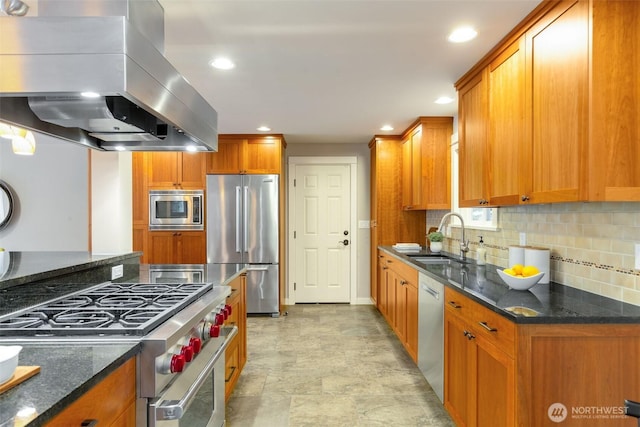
[81,420,98,427]
[400,280,407,286]
[521,195,530,202]
[448,301,462,309]
[463,330,475,340]
[382,266,388,270]
[478,321,497,332]
[225,366,237,382]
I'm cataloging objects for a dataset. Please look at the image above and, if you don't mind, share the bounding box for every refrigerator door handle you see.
[246,265,270,271]
[235,186,241,253]
[243,185,249,253]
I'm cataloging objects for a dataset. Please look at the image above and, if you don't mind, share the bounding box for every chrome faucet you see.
[437,212,470,261]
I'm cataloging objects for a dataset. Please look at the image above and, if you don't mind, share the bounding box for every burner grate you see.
[0,281,213,337]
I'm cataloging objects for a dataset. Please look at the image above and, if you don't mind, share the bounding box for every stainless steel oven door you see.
[149,326,237,427]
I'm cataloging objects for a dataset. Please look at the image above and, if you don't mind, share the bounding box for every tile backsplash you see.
[427,203,640,306]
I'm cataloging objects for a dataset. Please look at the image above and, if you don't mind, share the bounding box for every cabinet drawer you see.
[385,258,418,287]
[444,287,515,357]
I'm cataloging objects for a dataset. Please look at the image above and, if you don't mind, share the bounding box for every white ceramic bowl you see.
[0,345,22,384]
[496,269,545,291]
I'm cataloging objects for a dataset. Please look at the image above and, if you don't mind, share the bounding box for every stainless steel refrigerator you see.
[206,174,279,315]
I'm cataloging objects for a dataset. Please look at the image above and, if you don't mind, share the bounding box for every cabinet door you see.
[147,152,180,188]
[378,259,389,318]
[474,337,515,427]
[422,118,452,209]
[394,273,407,343]
[401,136,413,209]
[525,0,588,203]
[444,311,471,427]
[458,70,490,207]
[405,282,418,362]
[179,153,206,188]
[176,232,206,264]
[589,0,640,201]
[245,137,281,174]
[206,138,244,174]
[386,268,397,327]
[488,37,527,206]
[147,232,176,264]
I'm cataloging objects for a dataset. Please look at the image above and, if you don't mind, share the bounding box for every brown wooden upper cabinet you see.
[401,117,453,210]
[206,135,284,174]
[457,0,639,205]
[146,152,207,189]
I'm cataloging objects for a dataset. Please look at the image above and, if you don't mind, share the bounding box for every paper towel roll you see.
[508,246,525,267]
[525,247,550,284]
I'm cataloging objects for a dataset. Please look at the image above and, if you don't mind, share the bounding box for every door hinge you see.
[294,231,296,239]
[294,282,296,291]
[294,178,296,187]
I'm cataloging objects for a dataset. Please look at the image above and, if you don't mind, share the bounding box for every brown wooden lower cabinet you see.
[225,274,247,402]
[444,286,640,427]
[377,250,418,363]
[45,358,136,427]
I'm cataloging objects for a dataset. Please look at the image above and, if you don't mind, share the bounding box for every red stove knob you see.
[181,345,194,362]
[190,337,202,354]
[222,307,229,320]
[170,354,186,373]
[209,324,221,338]
[225,304,233,316]
[215,313,224,326]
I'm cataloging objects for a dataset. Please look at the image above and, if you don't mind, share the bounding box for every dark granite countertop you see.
[0,343,139,427]
[379,246,640,324]
[0,251,143,290]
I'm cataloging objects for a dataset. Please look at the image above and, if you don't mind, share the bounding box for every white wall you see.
[285,143,371,303]
[90,151,133,254]
[0,135,89,251]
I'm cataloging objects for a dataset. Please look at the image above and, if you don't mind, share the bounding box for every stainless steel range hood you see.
[0,0,218,151]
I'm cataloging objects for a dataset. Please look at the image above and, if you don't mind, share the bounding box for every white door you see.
[291,162,352,303]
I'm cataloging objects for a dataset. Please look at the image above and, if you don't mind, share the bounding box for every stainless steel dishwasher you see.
[418,272,444,402]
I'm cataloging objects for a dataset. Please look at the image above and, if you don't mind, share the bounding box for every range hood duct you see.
[0,0,218,151]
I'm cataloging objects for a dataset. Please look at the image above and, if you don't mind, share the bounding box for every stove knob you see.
[170,354,186,373]
[225,304,233,316]
[190,337,202,354]
[222,307,229,320]
[215,313,224,326]
[209,324,221,338]
[181,345,194,362]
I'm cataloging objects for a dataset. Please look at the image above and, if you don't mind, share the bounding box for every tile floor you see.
[226,304,455,426]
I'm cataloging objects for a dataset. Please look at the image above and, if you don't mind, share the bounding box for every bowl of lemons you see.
[496,264,544,290]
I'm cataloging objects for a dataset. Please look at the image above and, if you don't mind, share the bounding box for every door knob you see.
[339,239,349,246]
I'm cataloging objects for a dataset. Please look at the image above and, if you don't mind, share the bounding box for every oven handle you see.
[154,326,238,421]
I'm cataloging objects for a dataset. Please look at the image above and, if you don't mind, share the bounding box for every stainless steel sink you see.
[410,257,451,264]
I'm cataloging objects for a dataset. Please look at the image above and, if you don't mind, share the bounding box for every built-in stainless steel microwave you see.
[149,190,204,230]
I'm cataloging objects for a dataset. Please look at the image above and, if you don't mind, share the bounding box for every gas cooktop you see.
[0,282,212,337]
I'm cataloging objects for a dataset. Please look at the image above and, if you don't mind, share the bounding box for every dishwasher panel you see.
[418,272,444,402]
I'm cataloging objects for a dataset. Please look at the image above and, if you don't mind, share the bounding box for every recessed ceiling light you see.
[185,145,198,152]
[81,91,100,98]
[114,145,126,151]
[448,27,478,43]
[380,125,394,131]
[435,96,454,104]
[257,126,271,132]
[210,57,235,70]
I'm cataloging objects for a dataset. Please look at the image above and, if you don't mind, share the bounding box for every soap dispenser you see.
[477,236,487,266]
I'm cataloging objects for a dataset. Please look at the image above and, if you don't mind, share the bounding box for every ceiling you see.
[159,0,541,145]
